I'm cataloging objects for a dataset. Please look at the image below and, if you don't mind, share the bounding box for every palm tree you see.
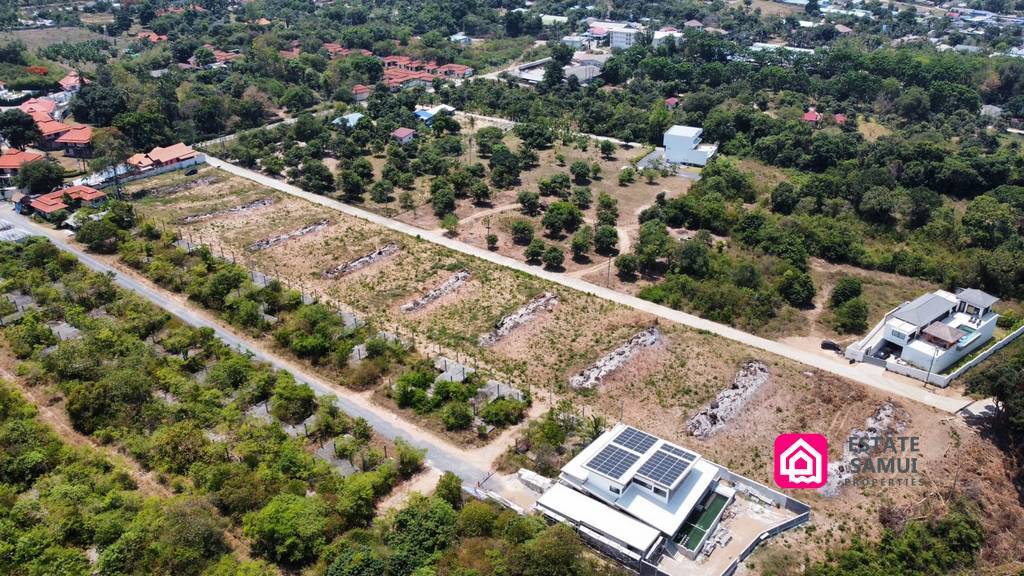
[580,414,608,444]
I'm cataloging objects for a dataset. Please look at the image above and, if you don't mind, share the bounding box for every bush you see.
[615,254,639,280]
[243,494,327,567]
[778,269,815,309]
[510,219,534,245]
[829,276,863,308]
[441,401,473,430]
[479,398,526,426]
[832,297,869,334]
[542,245,564,269]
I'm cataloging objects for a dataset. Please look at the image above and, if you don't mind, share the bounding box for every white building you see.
[536,425,733,562]
[562,35,588,49]
[534,424,809,574]
[590,20,645,49]
[847,288,1001,378]
[664,125,717,166]
[652,30,684,49]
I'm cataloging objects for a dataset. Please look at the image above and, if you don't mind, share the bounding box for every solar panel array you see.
[637,449,693,487]
[586,444,640,479]
[613,427,657,454]
[661,444,699,465]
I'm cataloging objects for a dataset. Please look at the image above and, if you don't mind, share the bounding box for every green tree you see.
[441,401,472,430]
[594,225,619,254]
[779,269,816,309]
[570,226,592,259]
[434,470,463,509]
[542,245,564,269]
[962,195,1015,248]
[510,219,534,244]
[830,276,863,308]
[300,160,336,195]
[16,159,63,194]
[517,190,541,215]
[599,139,616,159]
[524,238,545,262]
[541,201,583,237]
[615,253,639,280]
[243,494,327,567]
[338,170,366,202]
[832,297,869,334]
[270,376,316,425]
[0,109,40,149]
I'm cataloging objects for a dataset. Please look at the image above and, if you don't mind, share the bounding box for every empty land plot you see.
[0,27,108,51]
[134,168,796,408]
[677,363,1024,565]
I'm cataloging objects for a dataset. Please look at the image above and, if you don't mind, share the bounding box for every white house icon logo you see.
[774,434,828,489]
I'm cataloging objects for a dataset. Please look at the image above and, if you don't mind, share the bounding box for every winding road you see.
[203,156,979,415]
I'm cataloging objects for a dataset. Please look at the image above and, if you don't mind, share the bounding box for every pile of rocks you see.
[478,292,558,347]
[323,243,399,279]
[180,197,274,224]
[400,270,470,313]
[819,401,905,497]
[246,219,329,252]
[687,361,770,438]
[569,327,661,390]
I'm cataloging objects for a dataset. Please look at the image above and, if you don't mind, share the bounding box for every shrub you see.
[615,254,639,280]
[510,219,534,245]
[441,401,473,430]
[830,276,863,308]
[832,297,869,334]
[479,398,526,426]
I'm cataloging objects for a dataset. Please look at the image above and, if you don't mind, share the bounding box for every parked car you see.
[821,340,841,352]
[185,168,198,175]
[873,349,891,360]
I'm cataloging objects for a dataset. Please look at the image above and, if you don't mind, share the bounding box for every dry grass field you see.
[0,26,109,51]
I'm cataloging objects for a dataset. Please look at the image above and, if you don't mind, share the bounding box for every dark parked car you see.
[821,340,841,352]
[185,168,198,176]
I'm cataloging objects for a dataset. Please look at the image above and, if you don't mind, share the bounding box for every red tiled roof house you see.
[29,185,106,220]
[0,149,44,187]
[127,143,200,174]
[56,126,93,158]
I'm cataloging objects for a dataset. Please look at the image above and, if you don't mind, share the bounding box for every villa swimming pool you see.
[957,325,980,348]
[676,491,730,553]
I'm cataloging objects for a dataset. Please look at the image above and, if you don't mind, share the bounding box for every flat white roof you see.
[666,125,702,138]
[617,458,718,535]
[537,483,661,553]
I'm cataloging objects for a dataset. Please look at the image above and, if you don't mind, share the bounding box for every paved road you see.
[206,156,978,414]
[4,209,493,486]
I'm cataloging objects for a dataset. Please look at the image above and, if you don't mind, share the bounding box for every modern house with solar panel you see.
[845,288,1008,385]
[534,424,810,576]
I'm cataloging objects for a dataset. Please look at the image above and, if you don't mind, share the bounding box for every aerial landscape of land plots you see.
[123,167,747,432]
[106,163,1024,568]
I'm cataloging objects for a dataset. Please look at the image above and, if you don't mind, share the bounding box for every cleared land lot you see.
[113,165,1024,567]
[129,167,808,423]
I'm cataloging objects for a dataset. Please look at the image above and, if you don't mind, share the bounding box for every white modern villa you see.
[534,424,808,576]
[664,125,718,166]
[846,288,1003,384]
